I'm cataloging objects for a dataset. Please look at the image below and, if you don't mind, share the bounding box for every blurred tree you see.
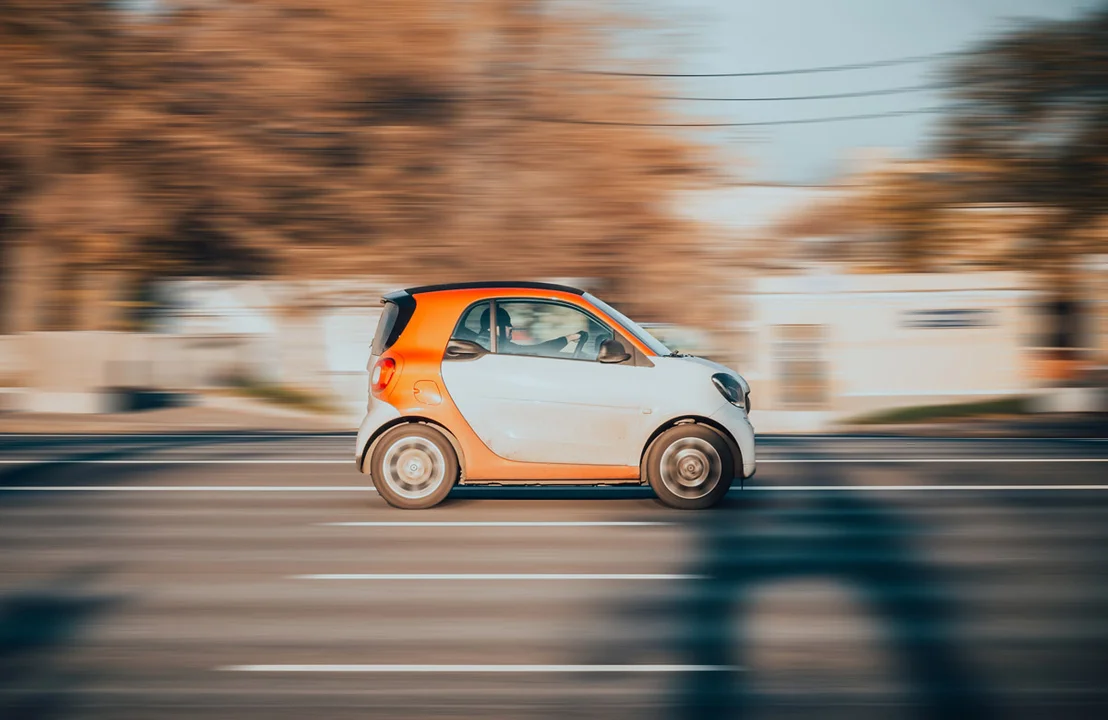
[763,159,959,273]
[0,0,711,332]
[937,4,1108,362]
[769,4,1107,287]
[941,4,1108,270]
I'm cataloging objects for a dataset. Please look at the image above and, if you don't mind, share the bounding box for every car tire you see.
[644,424,734,510]
[370,424,459,509]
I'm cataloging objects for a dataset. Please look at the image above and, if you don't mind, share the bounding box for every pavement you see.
[1,395,1106,437]
[2,433,1108,719]
[0,397,352,434]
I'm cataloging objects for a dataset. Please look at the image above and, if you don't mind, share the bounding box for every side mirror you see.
[444,338,488,361]
[598,339,631,364]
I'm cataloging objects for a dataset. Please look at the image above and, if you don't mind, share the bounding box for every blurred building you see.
[690,172,1107,431]
[153,278,416,421]
[0,272,611,419]
[741,271,1032,432]
[0,279,392,420]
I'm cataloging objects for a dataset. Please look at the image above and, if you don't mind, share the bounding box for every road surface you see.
[2,433,1107,719]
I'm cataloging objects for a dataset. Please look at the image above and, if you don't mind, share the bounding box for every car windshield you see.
[584,292,672,356]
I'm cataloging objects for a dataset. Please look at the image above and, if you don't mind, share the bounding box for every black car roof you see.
[400,281,585,296]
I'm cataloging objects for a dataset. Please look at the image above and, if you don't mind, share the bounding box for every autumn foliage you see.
[0,1,710,331]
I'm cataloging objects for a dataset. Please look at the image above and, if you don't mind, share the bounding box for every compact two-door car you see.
[355,282,755,509]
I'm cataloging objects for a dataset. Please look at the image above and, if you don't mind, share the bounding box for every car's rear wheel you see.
[370,424,458,509]
[644,424,734,510]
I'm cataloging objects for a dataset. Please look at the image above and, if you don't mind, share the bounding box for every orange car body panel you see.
[373,287,653,482]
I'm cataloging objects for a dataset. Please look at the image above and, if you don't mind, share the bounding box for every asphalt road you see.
[2,433,1107,719]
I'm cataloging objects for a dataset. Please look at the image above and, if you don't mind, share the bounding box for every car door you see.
[440,298,649,466]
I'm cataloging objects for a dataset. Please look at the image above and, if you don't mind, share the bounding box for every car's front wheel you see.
[369,424,458,509]
[644,424,734,510]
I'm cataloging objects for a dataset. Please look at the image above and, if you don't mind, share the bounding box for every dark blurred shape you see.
[103,386,192,412]
[670,488,992,719]
[0,568,121,720]
[577,463,995,720]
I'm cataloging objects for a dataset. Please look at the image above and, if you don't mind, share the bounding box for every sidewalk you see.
[0,394,355,434]
[833,413,1108,439]
[1,404,1104,437]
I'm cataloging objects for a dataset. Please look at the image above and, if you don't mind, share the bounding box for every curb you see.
[198,394,356,428]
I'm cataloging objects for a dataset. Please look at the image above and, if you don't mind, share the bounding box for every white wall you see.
[156,278,393,422]
[744,272,1035,431]
[322,307,382,419]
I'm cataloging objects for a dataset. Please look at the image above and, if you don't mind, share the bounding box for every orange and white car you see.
[355,282,755,509]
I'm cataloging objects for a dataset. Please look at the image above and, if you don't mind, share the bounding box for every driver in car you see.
[479,306,582,357]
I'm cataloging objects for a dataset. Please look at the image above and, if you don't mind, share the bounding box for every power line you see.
[364,80,949,106]
[645,82,947,102]
[545,50,965,79]
[524,106,947,128]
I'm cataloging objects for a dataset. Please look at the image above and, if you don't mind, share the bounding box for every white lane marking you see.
[0,459,349,465]
[2,433,1102,441]
[0,486,371,492]
[293,574,703,581]
[747,485,1108,491]
[762,436,1108,442]
[4,485,1108,492]
[2,457,1107,466]
[219,664,736,673]
[0,433,354,438]
[759,458,1108,464]
[320,521,671,527]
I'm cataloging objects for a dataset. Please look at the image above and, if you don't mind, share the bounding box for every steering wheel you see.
[572,330,590,358]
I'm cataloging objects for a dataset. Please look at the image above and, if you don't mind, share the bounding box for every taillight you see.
[371,357,397,394]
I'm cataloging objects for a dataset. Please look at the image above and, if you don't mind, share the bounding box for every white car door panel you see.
[441,353,649,466]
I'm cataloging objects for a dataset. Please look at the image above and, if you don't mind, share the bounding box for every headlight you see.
[711,373,747,412]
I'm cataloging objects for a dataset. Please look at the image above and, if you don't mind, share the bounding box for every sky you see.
[120,0,1099,187]
[627,0,1101,185]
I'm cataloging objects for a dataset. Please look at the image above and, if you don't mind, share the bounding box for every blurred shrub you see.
[221,373,336,415]
[847,397,1029,425]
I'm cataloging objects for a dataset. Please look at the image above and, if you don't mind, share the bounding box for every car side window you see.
[451,301,493,350]
[495,300,612,361]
